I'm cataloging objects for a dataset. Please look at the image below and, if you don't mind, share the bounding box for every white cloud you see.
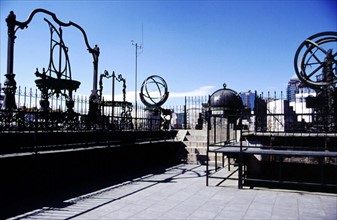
[169,85,215,98]
[100,85,215,103]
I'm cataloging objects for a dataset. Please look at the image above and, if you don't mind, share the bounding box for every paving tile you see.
[243,209,272,219]
[253,190,278,204]
[324,210,337,220]
[157,209,191,219]
[248,201,274,213]
[215,208,246,220]
[100,209,135,219]
[299,209,327,220]
[274,205,299,215]
[188,209,220,219]
[271,206,298,217]
[128,208,164,220]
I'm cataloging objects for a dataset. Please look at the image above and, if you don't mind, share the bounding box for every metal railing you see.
[2,83,337,133]
[0,83,209,131]
[206,105,337,192]
[251,90,336,133]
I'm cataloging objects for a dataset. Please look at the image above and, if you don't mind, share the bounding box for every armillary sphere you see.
[294,31,337,89]
[139,75,169,108]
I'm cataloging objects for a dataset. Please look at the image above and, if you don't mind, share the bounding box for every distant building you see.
[239,77,317,132]
[286,75,301,102]
[240,91,255,110]
[289,87,316,123]
[239,91,267,132]
[286,74,315,102]
[267,99,297,132]
[172,112,185,129]
[286,74,316,123]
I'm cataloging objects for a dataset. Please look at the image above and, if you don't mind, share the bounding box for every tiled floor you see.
[10,164,337,219]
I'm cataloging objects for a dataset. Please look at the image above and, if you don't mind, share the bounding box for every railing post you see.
[34,111,38,154]
[35,88,38,109]
[238,113,243,189]
[206,109,210,186]
[184,96,187,129]
[17,86,21,109]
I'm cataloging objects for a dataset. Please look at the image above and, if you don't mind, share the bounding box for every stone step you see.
[183,141,207,148]
[184,135,207,142]
[184,133,206,138]
[185,148,207,155]
[176,129,209,164]
[185,129,207,137]
[175,130,188,141]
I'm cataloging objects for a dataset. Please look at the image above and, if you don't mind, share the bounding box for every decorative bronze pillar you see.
[91,45,100,99]
[2,11,18,110]
[88,45,100,123]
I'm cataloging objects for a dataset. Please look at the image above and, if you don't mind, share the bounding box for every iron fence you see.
[251,90,337,133]
[3,83,333,133]
[0,83,210,132]
[163,96,208,130]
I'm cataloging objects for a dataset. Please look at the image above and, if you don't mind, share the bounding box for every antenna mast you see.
[131,24,143,128]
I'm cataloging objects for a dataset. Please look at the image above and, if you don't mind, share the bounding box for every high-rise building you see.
[240,91,255,110]
[286,75,301,102]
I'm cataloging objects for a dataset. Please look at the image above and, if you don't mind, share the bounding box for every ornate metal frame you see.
[3,9,99,117]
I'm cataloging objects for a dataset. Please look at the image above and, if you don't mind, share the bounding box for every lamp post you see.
[2,11,18,110]
[131,40,142,129]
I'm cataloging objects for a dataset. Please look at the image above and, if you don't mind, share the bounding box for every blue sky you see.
[1,0,336,106]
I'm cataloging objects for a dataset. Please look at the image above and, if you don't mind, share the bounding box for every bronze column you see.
[2,11,18,110]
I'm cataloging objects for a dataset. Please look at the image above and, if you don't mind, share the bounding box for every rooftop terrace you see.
[9,164,337,220]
